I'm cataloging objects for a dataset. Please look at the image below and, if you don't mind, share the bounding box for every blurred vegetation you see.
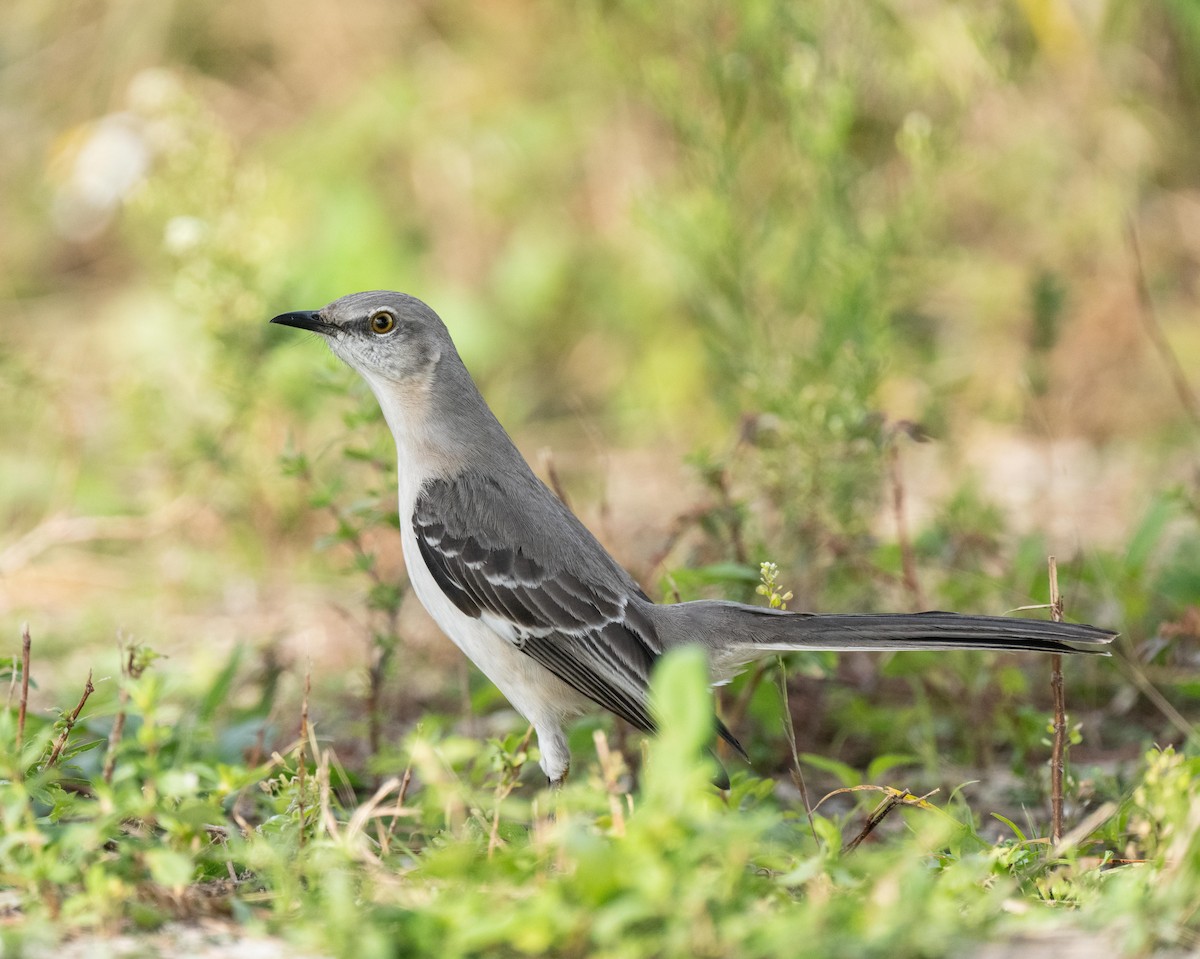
[2,0,1200,954]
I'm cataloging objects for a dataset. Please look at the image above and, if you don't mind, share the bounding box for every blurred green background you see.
[3,0,1199,776]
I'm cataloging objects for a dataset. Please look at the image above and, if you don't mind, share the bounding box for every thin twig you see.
[641,508,705,584]
[381,761,415,851]
[593,729,627,837]
[539,448,572,511]
[297,664,312,846]
[1114,655,1199,745]
[1127,218,1200,427]
[396,763,413,807]
[1048,556,1066,846]
[16,625,31,769]
[488,725,535,859]
[888,442,925,611]
[486,799,505,861]
[102,697,128,785]
[1055,801,1118,855]
[841,786,941,854]
[45,670,94,768]
[777,657,817,845]
[102,642,138,784]
[345,776,403,846]
[317,745,338,839]
[0,500,191,577]
[715,467,748,565]
[367,639,396,776]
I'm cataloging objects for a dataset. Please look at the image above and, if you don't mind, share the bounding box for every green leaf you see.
[801,753,861,788]
[649,646,712,757]
[645,646,720,807]
[145,849,196,889]
[866,753,918,782]
[811,813,843,852]
[1125,496,1176,574]
[61,737,107,761]
[990,813,1027,843]
[198,646,243,722]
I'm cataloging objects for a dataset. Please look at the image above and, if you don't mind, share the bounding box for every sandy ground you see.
[21,920,330,959]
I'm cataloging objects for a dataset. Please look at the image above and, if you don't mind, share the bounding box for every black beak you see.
[270,310,331,334]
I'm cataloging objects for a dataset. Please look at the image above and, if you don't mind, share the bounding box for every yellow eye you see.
[369,311,395,334]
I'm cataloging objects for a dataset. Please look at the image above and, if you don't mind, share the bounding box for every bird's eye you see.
[369,311,395,334]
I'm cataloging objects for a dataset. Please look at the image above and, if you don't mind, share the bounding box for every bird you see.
[271,290,1116,787]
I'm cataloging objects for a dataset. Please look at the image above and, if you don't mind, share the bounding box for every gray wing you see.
[412,471,663,734]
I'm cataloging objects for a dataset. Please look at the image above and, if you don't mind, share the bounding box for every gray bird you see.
[271,291,1115,786]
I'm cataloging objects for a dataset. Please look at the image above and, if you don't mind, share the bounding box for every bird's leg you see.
[549,761,570,790]
[536,724,571,788]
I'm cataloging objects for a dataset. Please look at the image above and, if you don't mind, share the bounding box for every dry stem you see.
[103,690,130,785]
[487,725,535,859]
[0,500,190,577]
[45,670,95,768]
[834,786,941,854]
[103,641,149,784]
[380,762,415,853]
[776,657,817,844]
[1048,556,1066,846]
[593,729,627,837]
[888,442,925,611]
[1127,219,1200,427]
[297,664,312,846]
[539,448,572,510]
[16,625,31,770]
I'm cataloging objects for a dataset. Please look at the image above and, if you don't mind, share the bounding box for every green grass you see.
[4,643,1200,958]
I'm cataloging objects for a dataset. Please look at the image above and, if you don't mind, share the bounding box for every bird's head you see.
[270,290,450,386]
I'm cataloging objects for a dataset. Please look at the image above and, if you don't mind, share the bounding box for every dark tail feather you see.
[710,719,746,789]
[716,716,747,759]
[652,601,1117,775]
[738,609,1116,655]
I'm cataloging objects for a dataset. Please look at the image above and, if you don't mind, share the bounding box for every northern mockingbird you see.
[271,290,1115,786]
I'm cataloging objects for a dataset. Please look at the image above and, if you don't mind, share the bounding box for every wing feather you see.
[414,474,747,759]
[413,474,662,731]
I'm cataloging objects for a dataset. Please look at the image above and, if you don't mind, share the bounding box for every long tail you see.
[656,602,1117,674]
[745,609,1116,654]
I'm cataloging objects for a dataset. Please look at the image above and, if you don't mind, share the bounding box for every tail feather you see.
[747,609,1117,655]
[654,601,1117,679]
